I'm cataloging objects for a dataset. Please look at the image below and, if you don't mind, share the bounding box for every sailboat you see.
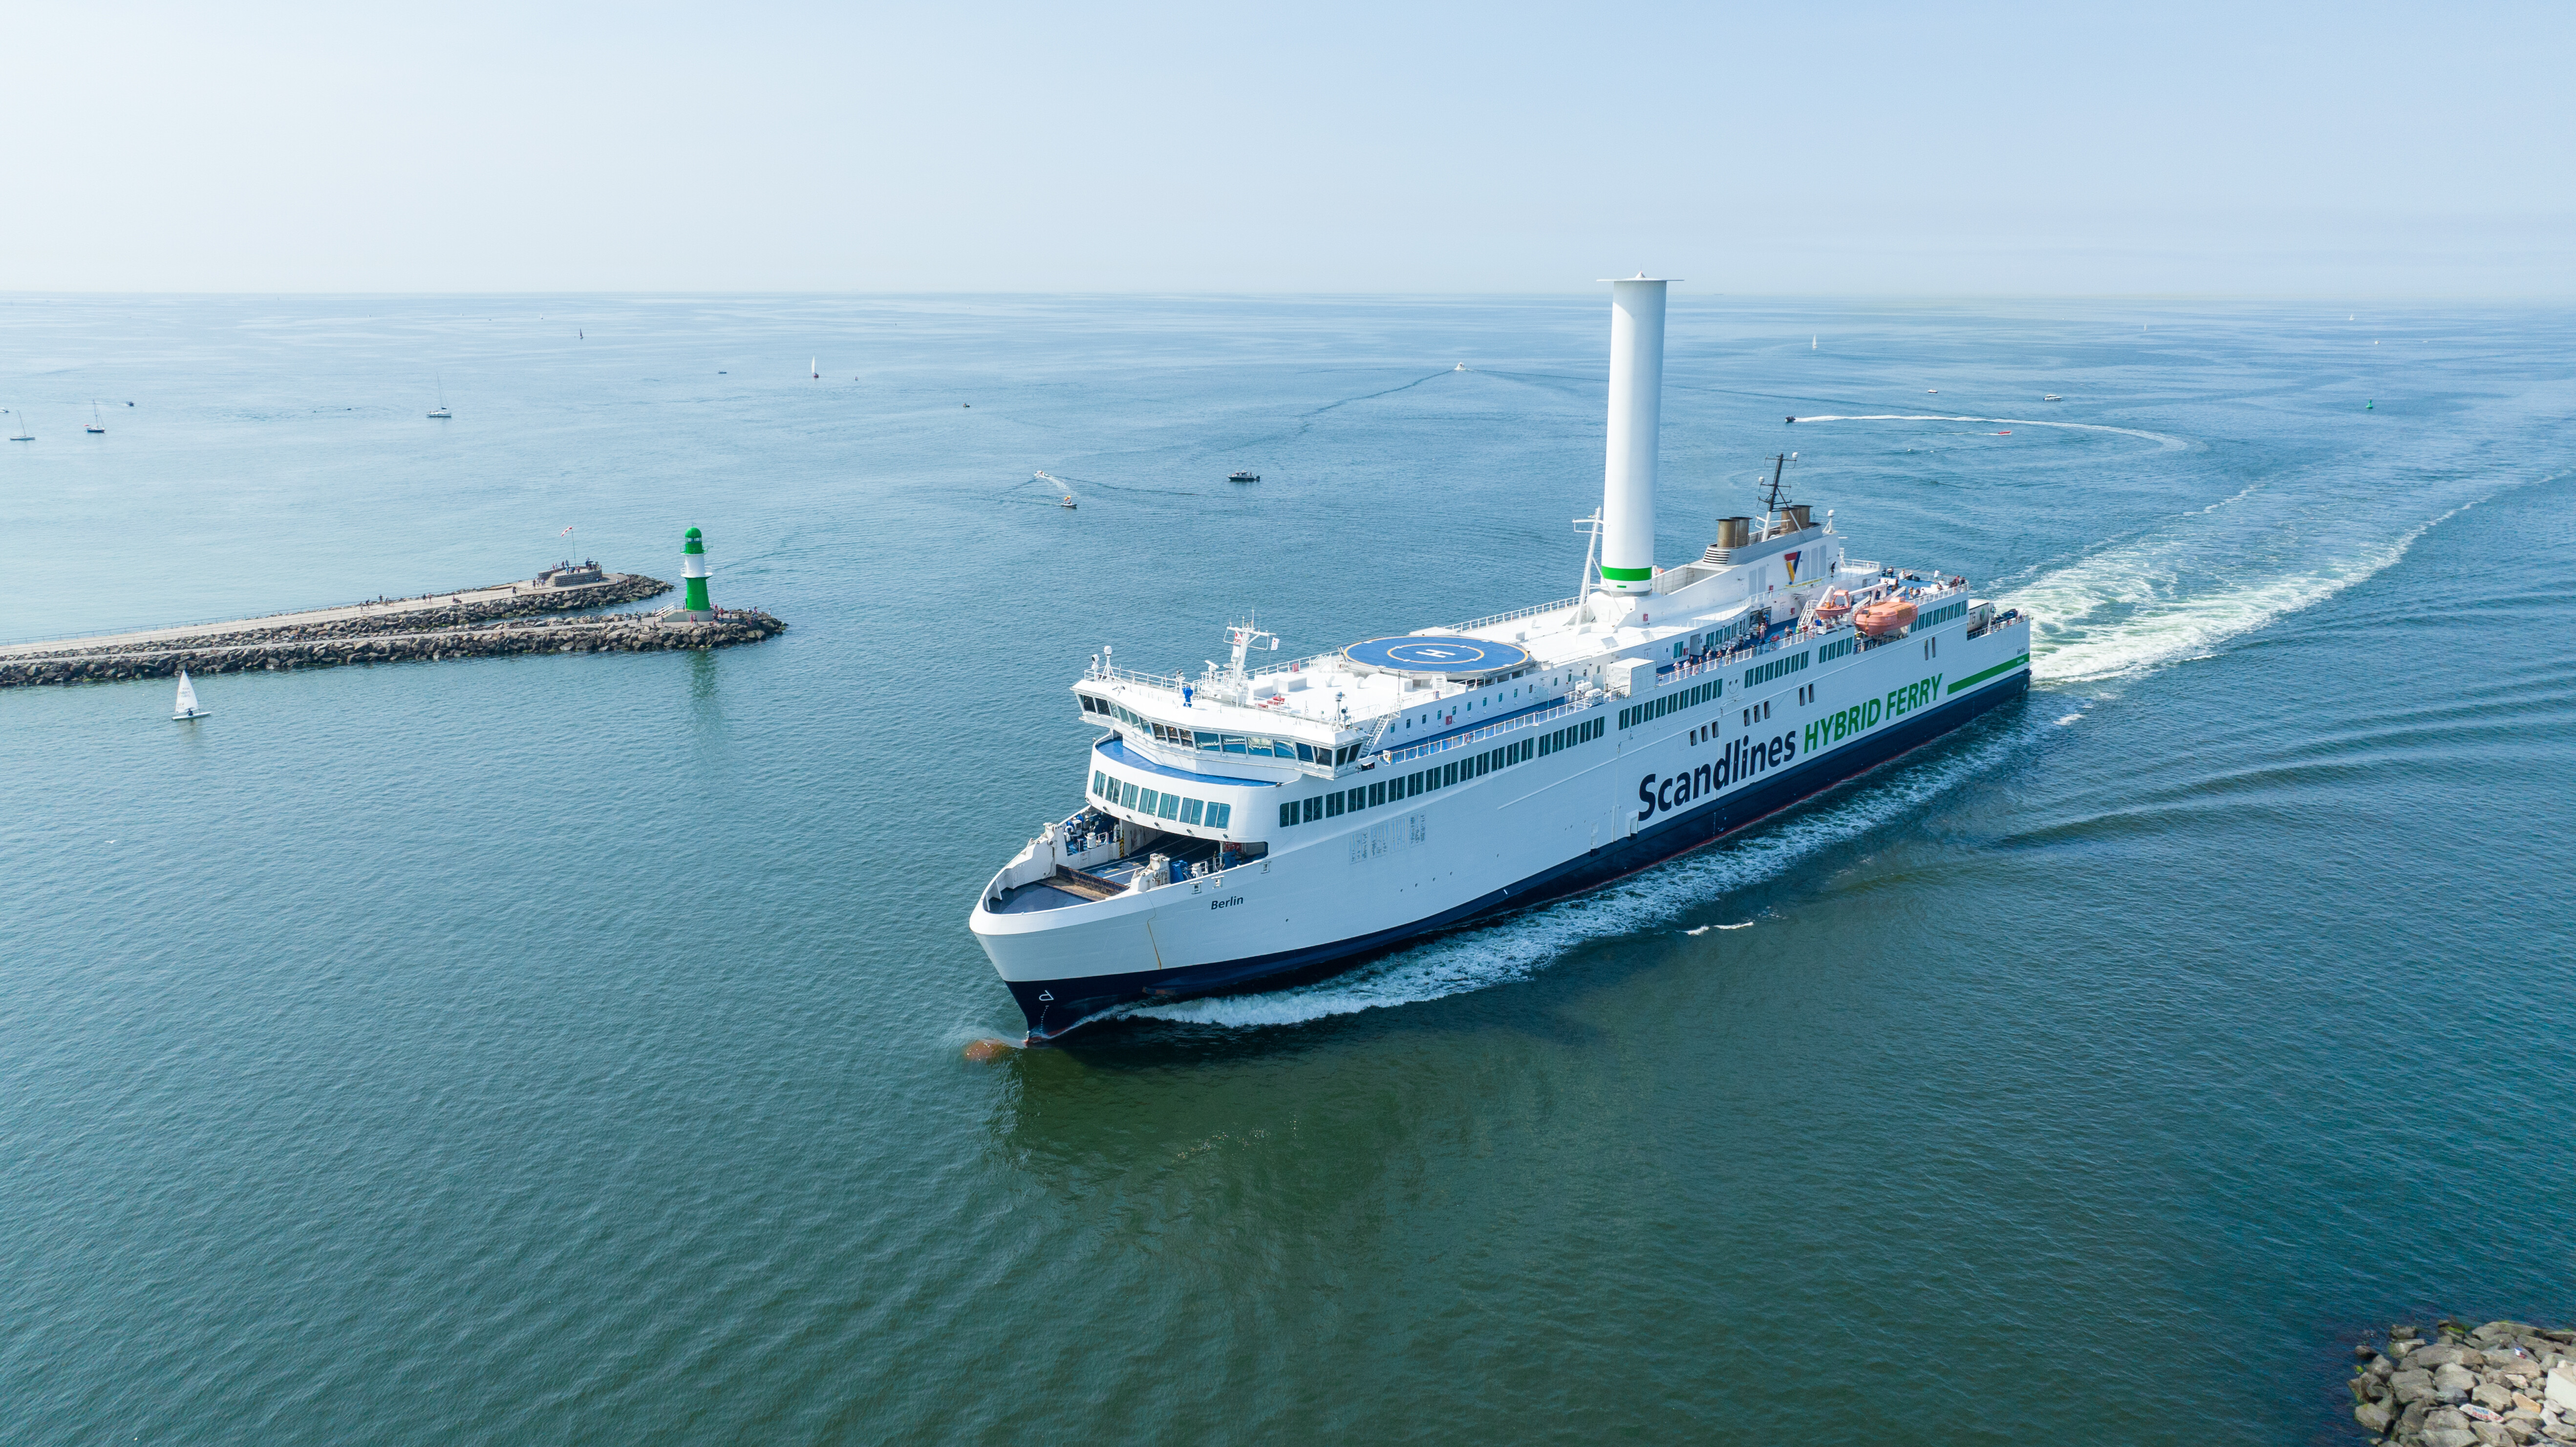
[86,402,106,434]
[428,374,451,420]
[811,357,819,379]
[172,669,210,721]
[6,408,28,443]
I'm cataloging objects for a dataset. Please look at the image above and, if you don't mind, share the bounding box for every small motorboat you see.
[1229,470,1259,483]
[2042,394,2061,401]
[1852,596,1917,638]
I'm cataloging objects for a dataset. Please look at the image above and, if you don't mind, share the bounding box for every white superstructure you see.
[970,283,2034,1041]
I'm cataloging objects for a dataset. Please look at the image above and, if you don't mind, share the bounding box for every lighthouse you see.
[679,527,714,618]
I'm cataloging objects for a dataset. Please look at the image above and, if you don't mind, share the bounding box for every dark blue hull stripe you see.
[1008,670,2028,1038]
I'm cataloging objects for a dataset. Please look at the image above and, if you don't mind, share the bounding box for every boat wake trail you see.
[1116,719,2029,1033]
[1787,415,2191,449]
[2003,500,2467,685]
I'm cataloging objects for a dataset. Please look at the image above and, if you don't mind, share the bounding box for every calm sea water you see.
[4,294,2572,1445]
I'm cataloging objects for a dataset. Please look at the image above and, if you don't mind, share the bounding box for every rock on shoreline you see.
[2350,1320,2576,1446]
[0,609,785,688]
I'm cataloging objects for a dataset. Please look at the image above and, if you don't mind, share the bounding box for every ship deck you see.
[987,835,1227,915]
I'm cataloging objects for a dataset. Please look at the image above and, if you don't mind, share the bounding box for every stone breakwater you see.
[2347,1320,2576,1446]
[10,573,675,660]
[0,610,784,688]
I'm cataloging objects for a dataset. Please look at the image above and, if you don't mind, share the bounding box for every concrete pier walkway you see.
[0,572,800,689]
[0,574,656,660]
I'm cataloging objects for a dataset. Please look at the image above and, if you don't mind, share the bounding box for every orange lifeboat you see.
[1812,589,1854,626]
[1852,596,1917,638]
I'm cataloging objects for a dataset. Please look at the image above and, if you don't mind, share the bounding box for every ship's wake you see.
[1786,414,2191,449]
[1115,717,2031,1032]
[2002,492,2471,686]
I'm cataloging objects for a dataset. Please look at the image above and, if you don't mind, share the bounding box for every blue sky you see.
[5,0,2569,294]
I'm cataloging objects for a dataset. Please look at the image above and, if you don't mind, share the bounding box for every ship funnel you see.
[1702,515,1752,564]
[1598,276,1669,595]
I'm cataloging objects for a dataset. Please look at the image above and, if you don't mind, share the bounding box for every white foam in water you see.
[1117,723,2028,1032]
[1788,415,2191,450]
[2003,504,2461,684]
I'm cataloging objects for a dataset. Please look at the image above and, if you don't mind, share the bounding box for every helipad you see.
[1341,635,1532,676]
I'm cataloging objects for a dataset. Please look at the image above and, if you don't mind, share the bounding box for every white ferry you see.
[971,279,2033,1041]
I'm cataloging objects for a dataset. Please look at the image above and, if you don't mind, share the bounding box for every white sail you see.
[173,670,200,719]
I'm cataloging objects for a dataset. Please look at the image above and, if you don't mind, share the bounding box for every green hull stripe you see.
[1946,654,2030,695]
[1598,565,1653,581]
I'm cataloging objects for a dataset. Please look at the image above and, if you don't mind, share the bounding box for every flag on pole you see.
[559,525,575,536]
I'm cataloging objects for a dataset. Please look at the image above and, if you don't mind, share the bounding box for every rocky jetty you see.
[2349,1320,2576,1446]
[0,607,784,688]
[15,573,674,661]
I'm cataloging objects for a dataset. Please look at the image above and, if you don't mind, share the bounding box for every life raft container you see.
[1853,596,1917,638]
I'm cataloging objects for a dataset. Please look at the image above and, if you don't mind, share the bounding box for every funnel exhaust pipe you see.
[1598,276,1669,594]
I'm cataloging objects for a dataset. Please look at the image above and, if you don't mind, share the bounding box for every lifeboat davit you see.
[1853,596,1917,638]
[1812,589,1854,626]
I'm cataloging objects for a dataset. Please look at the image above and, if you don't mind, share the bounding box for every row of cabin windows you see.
[1077,695,1361,766]
[1621,679,1723,731]
[1277,725,1563,828]
[1744,650,1811,690]
[1918,599,1969,628]
[1536,717,1606,756]
[1816,636,1858,664]
[1091,770,1233,830]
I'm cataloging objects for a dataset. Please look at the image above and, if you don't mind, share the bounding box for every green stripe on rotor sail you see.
[1598,565,1653,581]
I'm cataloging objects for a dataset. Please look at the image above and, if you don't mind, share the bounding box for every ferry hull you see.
[998,670,2027,1041]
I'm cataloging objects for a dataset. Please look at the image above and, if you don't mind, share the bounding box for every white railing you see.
[1444,595,1584,635]
[1269,650,1343,678]
[1678,578,1966,677]
[1083,662,1190,692]
[1379,694,1602,766]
